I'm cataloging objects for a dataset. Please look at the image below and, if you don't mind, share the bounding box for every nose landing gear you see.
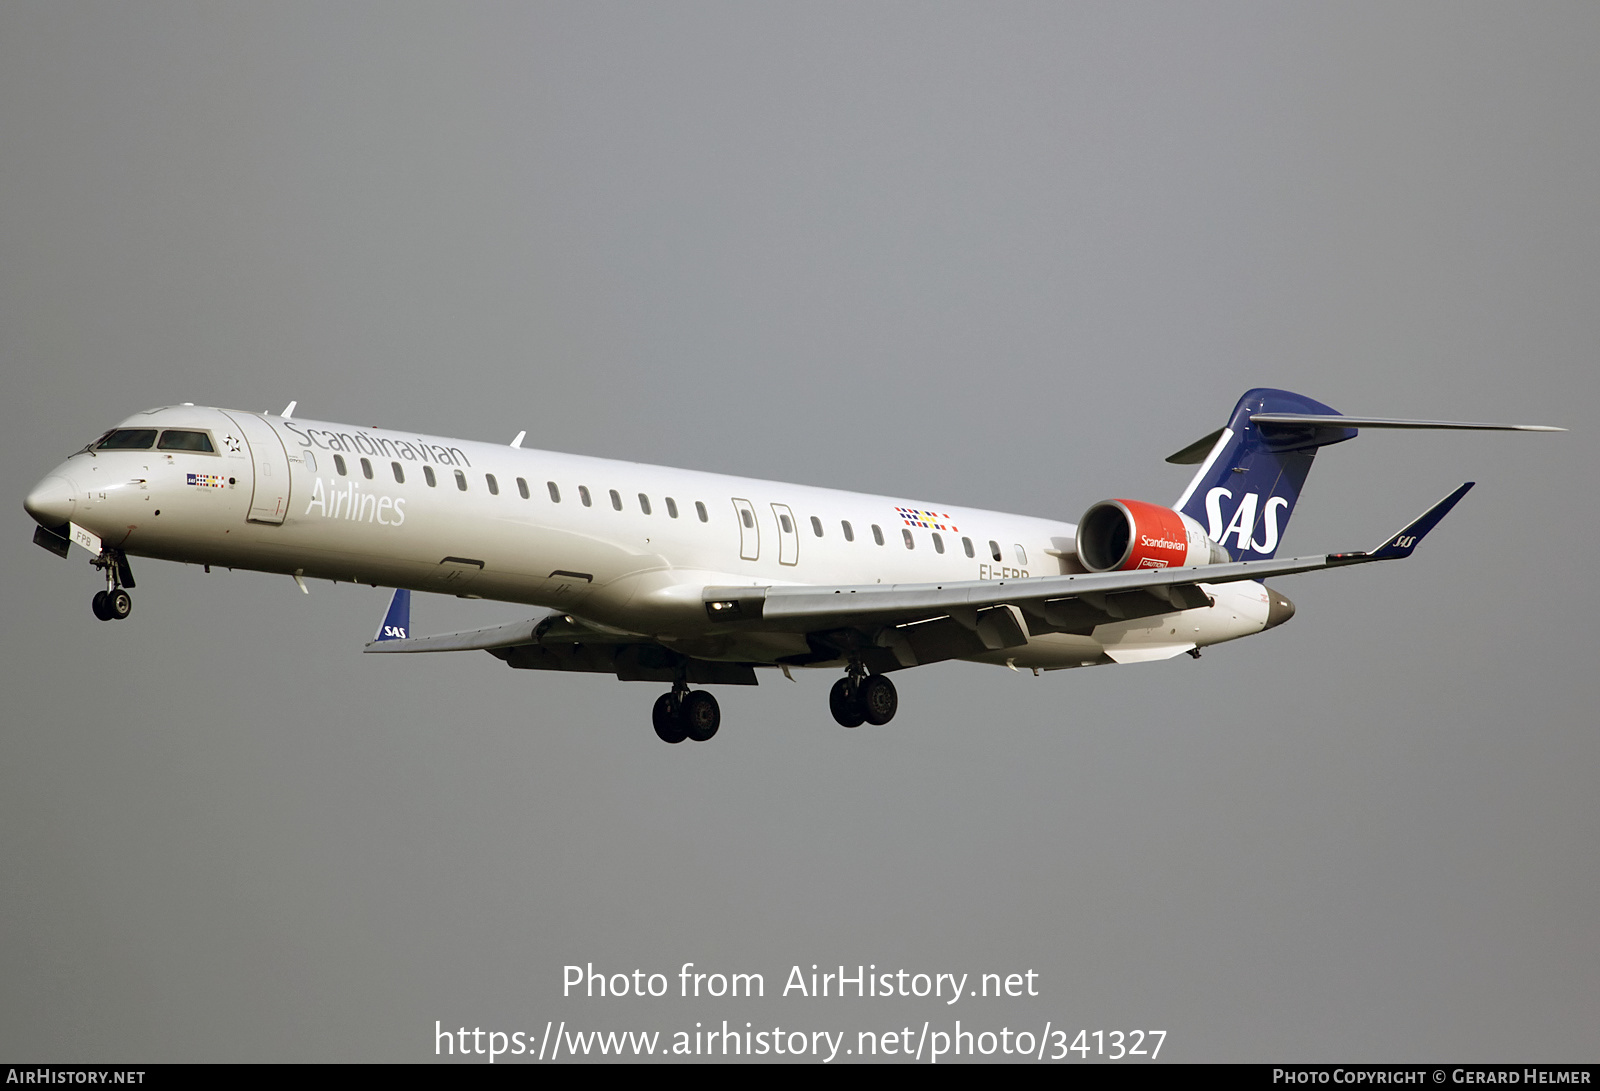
[89,550,134,621]
[652,683,721,744]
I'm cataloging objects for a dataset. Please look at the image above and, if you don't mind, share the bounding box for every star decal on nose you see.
[224,435,242,452]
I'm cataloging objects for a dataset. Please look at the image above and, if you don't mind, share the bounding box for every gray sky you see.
[2,2,1595,1062]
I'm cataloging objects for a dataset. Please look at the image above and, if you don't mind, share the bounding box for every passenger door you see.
[221,412,292,525]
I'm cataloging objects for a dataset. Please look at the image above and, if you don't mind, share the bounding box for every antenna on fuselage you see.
[510,430,526,448]
[281,400,297,419]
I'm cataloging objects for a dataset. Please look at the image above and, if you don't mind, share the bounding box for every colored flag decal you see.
[895,506,958,532]
[187,473,226,488]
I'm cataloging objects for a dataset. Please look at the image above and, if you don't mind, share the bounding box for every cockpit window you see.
[157,430,215,453]
[96,429,158,450]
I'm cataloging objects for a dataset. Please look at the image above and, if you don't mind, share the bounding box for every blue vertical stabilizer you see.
[1172,389,1356,562]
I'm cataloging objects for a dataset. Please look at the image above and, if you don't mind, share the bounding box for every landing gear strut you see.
[652,682,720,744]
[90,551,133,621]
[829,661,897,727]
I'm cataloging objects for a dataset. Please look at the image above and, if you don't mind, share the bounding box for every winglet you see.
[374,588,411,642]
[1367,482,1475,560]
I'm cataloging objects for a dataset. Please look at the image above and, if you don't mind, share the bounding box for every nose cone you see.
[1265,586,1296,629]
[25,474,76,529]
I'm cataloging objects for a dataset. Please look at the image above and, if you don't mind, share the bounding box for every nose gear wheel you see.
[89,551,134,621]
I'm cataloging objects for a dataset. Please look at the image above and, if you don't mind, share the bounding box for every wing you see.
[697,482,1475,666]
[365,483,1471,678]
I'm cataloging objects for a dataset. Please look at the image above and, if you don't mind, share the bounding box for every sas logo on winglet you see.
[381,625,407,639]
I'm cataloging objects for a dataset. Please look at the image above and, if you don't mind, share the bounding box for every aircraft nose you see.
[25,474,76,529]
[1264,587,1296,629]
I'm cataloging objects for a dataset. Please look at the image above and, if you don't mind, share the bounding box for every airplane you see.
[23,388,1560,743]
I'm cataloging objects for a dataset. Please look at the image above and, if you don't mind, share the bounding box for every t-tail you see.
[1167,388,1562,562]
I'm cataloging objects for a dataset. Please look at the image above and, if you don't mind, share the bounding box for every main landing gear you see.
[89,550,134,621]
[829,664,897,728]
[652,683,721,744]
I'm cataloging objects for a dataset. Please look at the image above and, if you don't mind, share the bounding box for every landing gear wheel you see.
[829,678,865,728]
[92,590,112,621]
[860,674,897,725]
[652,693,687,744]
[681,690,721,742]
[107,588,132,621]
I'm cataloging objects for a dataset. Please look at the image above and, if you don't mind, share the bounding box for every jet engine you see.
[1075,498,1230,572]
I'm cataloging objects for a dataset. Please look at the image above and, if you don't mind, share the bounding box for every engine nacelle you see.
[1075,498,1230,572]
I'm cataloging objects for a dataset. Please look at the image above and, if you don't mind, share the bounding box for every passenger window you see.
[741,509,754,529]
[304,452,318,473]
[334,454,347,476]
[516,477,529,499]
[455,470,468,492]
[486,473,499,495]
[360,457,373,480]
[1015,544,1027,565]
[639,493,651,515]
[810,516,823,537]
[962,536,974,558]
[842,520,854,542]
[780,513,792,533]
[666,497,678,518]
[547,481,561,503]
[579,486,591,507]
[695,501,708,522]
[933,532,944,554]
[157,430,214,452]
[990,540,1001,562]
[391,462,404,483]
[424,465,436,487]
[872,525,884,546]
[902,528,914,549]
[609,489,622,511]
[96,429,158,450]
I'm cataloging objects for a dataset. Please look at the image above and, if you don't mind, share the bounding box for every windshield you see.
[95,429,158,450]
[157,429,214,452]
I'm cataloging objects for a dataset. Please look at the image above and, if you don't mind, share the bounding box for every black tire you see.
[829,678,865,728]
[652,693,687,744]
[91,591,111,621]
[681,690,720,742]
[107,588,132,620]
[861,674,897,725]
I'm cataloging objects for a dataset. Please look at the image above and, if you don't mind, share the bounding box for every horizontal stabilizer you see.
[1250,413,1563,432]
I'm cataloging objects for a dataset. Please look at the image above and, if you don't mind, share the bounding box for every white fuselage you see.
[30,405,1272,670]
